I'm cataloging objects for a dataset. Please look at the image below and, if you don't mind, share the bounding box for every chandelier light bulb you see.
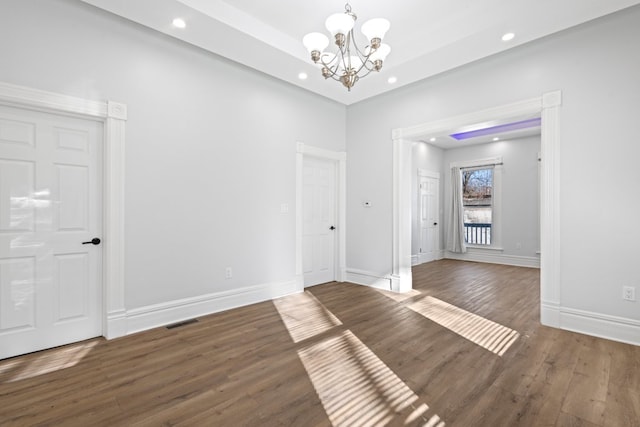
[361,18,390,44]
[325,13,355,37]
[369,43,391,62]
[303,32,329,53]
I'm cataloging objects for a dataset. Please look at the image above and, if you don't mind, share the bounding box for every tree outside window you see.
[462,168,493,245]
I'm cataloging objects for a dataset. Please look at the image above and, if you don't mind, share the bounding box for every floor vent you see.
[166,318,198,329]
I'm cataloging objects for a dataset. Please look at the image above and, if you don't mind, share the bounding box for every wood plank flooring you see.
[1,260,638,426]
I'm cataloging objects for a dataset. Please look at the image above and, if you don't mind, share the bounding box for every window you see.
[462,167,493,245]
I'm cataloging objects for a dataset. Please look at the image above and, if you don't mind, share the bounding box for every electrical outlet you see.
[225,267,232,279]
[623,286,636,301]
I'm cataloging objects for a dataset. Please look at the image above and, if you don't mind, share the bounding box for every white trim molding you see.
[391,138,414,292]
[0,81,127,340]
[539,91,562,328]
[296,142,347,286]
[126,279,300,335]
[345,269,392,290]
[445,250,540,268]
[558,307,640,346]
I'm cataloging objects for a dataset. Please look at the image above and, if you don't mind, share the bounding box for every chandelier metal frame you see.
[302,3,391,91]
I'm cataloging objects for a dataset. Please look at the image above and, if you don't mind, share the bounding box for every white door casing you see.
[418,170,439,264]
[0,82,127,343]
[302,156,336,287]
[0,105,102,359]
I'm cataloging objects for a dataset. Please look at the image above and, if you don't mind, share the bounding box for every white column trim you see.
[391,138,413,292]
[540,90,562,327]
[0,81,127,339]
[104,101,127,338]
[296,142,347,285]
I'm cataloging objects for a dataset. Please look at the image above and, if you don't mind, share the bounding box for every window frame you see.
[462,166,494,246]
[451,157,503,250]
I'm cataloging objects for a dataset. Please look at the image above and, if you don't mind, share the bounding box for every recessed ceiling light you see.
[430,137,436,142]
[172,18,186,29]
[298,72,308,80]
[387,76,398,84]
[501,32,515,42]
[493,137,500,141]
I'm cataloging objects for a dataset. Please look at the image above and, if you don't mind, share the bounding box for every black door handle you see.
[82,238,101,245]
[329,226,336,230]
[433,222,438,226]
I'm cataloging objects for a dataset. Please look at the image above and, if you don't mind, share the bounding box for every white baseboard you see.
[345,269,392,291]
[445,249,540,268]
[540,300,560,328]
[546,305,640,346]
[105,309,127,339]
[123,277,302,336]
[411,251,444,266]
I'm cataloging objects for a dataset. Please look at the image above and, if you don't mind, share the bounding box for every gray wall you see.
[0,0,346,309]
[442,136,541,257]
[347,5,640,323]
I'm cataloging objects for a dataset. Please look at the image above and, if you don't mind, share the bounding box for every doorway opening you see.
[392,92,562,329]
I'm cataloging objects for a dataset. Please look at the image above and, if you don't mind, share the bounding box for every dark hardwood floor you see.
[1,260,638,426]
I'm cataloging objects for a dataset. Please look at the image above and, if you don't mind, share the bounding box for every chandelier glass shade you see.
[302,4,391,91]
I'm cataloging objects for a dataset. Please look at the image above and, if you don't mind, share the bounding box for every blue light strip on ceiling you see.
[449,117,541,140]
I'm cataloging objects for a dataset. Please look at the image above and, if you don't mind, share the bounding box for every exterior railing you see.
[464,223,491,245]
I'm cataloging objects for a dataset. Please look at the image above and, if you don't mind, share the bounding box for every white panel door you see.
[0,105,102,360]
[419,173,439,264]
[302,157,336,287]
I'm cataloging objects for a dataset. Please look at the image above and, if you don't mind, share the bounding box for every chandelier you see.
[302,3,391,91]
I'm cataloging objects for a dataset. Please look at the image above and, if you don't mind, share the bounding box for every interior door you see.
[302,157,336,287]
[419,172,439,264]
[0,105,102,360]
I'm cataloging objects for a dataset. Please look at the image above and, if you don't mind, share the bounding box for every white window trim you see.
[451,157,502,250]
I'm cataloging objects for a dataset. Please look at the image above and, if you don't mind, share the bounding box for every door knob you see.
[82,238,101,245]
[433,222,438,226]
[329,226,336,230]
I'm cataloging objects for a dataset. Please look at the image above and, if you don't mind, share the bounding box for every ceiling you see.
[419,116,542,149]
[80,0,640,106]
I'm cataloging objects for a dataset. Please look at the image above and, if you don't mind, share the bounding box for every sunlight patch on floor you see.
[408,296,519,356]
[273,291,342,343]
[375,288,422,302]
[298,330,444,427]
[0,340,98,383]
[275,291,445,426]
